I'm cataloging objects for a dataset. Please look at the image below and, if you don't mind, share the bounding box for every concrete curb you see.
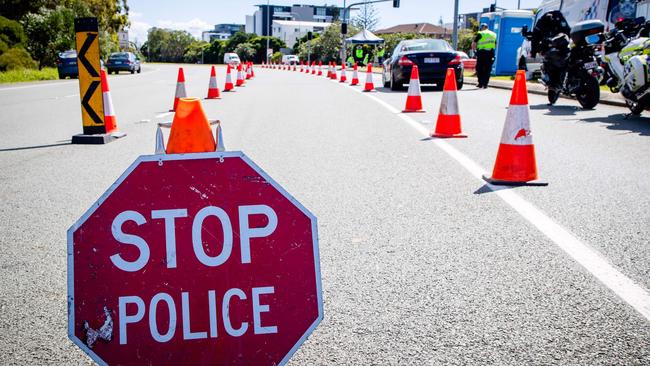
[464,76,627,108]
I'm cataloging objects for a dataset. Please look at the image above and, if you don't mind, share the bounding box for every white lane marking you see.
[156,112,173,118]
[342,81,650,322]
[0,80,76,91]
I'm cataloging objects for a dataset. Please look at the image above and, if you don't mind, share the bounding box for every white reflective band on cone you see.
[438,90,458,115]
[366,71,373,83]
[209,77,218,88]
[102,91,114,116]
[407,79,421,97]
[175,82,186,98]
[500,104,533,145]
[155,126,165,154]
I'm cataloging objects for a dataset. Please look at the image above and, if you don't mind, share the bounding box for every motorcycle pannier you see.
[570,20,605,45]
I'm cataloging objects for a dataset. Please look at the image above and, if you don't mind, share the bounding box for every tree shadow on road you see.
[580,113,650,136]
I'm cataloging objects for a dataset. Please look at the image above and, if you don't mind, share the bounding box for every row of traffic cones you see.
[264,60,543,186]
[263,60,375,92]
[171,62,256,111]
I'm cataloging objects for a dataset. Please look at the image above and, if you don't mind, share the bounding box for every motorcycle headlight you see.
[585,34,601,45]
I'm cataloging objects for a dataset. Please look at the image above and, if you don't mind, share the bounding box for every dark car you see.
[57,50,105,79]
[57,50,78,79]
[106,52,141,74]
[382,39,464,91]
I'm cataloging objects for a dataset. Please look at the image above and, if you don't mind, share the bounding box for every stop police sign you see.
[67,152,323,365]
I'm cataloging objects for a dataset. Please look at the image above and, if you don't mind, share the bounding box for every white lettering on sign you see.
[111,211,150,272]
[192,206,233,267]
[149,293,176,343]
[151,209,188,268]
[239,205,278,264]
[117,287,277,344]
[109,205,278,271]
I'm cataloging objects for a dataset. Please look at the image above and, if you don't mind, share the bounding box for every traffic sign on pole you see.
[67,152,323,365]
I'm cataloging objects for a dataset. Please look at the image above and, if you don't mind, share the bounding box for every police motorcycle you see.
[602,17,650,115]
[522,11,604,109]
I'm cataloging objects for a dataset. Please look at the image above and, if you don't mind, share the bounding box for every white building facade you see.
[272,20,331,48]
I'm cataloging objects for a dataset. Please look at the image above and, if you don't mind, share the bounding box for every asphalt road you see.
[1,63,650,365]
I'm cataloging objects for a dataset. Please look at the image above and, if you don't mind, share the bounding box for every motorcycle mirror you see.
[521,25,528,34]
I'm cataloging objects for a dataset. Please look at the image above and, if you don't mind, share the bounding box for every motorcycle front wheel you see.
[547,89,560,105]
[576,76,599,109]
[625,98,644,115]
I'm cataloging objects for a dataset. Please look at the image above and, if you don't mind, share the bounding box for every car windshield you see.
[401,40,452,52]
[109,53,129,60]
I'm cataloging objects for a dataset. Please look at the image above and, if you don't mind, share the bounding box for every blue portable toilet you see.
[492,10,533,75]
[479,12,496,30]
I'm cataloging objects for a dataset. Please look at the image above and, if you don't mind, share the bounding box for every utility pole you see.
[452,0,459,49]
[266,0,270,64]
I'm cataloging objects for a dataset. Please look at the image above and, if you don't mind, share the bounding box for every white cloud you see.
[127,20,152,46]
[156,18,213,39]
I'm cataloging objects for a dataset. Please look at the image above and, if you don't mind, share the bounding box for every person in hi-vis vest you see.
[471,23,497,89]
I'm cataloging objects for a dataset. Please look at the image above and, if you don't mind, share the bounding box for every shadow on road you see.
[375,86,443,94]
[0,141,70,152]
[581,113,650,136]
[530,103,582,116]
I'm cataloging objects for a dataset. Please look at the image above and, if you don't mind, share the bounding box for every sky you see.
[127,0,542,44]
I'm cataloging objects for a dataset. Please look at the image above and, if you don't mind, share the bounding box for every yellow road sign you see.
[74,17,105,135]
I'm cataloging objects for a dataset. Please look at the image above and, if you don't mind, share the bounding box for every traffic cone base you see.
[481,144,546,185]
[431,114,467,137]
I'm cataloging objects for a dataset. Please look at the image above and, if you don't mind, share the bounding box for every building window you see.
[315,7,326,16]
[295,28,299,32]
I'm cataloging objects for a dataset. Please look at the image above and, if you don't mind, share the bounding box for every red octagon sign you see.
[67,152,322,365]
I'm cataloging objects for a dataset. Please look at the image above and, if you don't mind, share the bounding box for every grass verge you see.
[0,67,59,84]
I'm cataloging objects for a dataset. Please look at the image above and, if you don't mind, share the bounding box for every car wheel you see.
[390,73,404,91]
[130,68,135,74]
[137,67,141,73]
[457,73,464,90]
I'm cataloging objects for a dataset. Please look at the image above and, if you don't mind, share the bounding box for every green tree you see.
[183,40,208,63]
[22,5,76,68]
[234,42,255,61]
[0,47,37,70]
[0,15,27,49]
[351,3,380,31]
[144,27,193,62]
[203,39,224,64]
[224,32,254,53]
[299,22,358,62]
[248,36,285,63]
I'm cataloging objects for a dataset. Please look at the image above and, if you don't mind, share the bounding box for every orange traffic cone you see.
[100,69,118,132]
[402,65,425,112]
[317,61,323,76]
[236,64,245,86]
[293,63,297,71]
[363,64,375,92]
[350,63,359,85]
[326,62,331,78]
[330,62,338,80]
[431,68,466,138]
[166,98,216,154]
[224,65,234,92]
[299,61,304,72]
[170,67,187,111]
[339,63,347,82]
[245,62,252,79]
[250,63,255,77]
[311,61,316,74]
[483,70,547,186]
[206,66,221,99]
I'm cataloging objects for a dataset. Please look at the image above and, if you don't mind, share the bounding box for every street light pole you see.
[452,0,459,49]
[266,0,270,64]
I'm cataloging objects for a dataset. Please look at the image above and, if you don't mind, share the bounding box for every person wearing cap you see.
[472,23,497,88]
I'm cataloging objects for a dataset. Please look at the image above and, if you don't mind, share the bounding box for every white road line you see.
[156,112,173,118]
[341,81,650,322]
[0,80,76,91]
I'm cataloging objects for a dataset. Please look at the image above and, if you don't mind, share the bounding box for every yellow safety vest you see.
[477,30,497,51]
[356,49,364,58]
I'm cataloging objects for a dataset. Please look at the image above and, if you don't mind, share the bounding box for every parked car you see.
[382,38,464,91]
[282,55,299,65]
[56,50,105,79]
[56,50,78,79]
[223,53,241,67]
[105,52,141,74]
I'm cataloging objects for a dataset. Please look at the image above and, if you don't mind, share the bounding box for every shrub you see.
[271,51,282,63]
[0,47,37,71]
